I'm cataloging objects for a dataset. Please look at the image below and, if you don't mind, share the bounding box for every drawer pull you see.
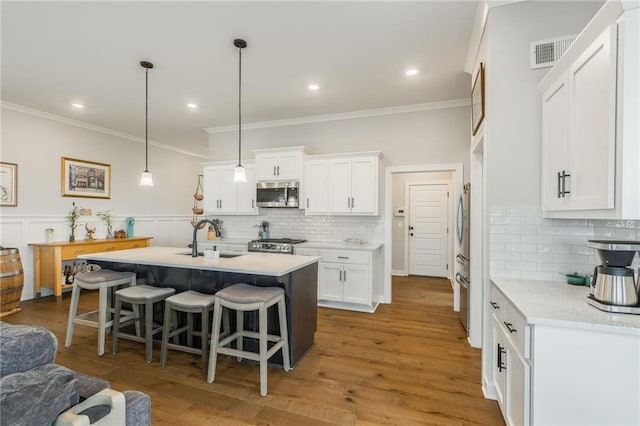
[497,343,507,372]
[133,244,141,248]
[337,256,349,260]
[504,321,517,333]
[74,249,85,254]
[490,301,500,309]
[105,246,115,251]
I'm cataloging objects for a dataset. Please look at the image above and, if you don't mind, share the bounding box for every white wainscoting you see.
[0,215,193,300]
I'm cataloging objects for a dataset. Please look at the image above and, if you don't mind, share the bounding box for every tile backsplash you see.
[209,209,384,243]
[490,207,640,282]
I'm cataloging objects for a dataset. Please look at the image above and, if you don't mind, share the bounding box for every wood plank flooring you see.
[2,275,503,425]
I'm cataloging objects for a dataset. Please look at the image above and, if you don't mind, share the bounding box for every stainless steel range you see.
[247,238,307,254]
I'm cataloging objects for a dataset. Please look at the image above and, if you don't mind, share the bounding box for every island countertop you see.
[79,246,320,277]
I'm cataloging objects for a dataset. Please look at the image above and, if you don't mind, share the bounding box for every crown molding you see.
[1,101,208,159]
[205,98,470,134]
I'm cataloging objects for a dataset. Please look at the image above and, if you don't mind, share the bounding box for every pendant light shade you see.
[139,60,154,187]
[232,39,247,183]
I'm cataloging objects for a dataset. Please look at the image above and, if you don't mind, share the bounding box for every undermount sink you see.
[177,252,243,258]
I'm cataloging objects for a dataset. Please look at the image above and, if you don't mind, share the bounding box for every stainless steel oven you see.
[247,238,307,254]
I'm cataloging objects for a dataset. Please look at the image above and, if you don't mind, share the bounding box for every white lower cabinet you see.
[318,262,370,305]
[296,246,382,312]
[490,285,531,426]
[489,281,640,426]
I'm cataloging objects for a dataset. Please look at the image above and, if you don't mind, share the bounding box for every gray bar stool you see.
[112,284,175,363]
[65,269,137,356]
[160,290,223,375]
[207,283,290,397]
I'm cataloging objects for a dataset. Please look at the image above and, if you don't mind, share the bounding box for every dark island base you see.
[95,261,318,367]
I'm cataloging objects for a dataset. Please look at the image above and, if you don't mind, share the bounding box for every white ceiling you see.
[1,1,478,157]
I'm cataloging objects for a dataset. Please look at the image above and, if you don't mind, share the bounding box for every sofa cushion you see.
[0,322,57,377]
[0,363,77,426]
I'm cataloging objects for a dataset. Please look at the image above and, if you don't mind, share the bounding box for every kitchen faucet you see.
[191,219,221,257]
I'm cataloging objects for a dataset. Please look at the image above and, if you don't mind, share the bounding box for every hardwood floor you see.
[3,276,503,425]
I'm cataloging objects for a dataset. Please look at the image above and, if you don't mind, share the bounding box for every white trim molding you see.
[205,99,470,134]
[1,101,208,159]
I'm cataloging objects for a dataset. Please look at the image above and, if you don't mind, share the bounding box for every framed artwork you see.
[0,162,18,207]
[471,62,485,135]
[61,157,111,199]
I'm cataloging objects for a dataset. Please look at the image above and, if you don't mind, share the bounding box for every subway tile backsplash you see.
[209,209,384,243]
[490,207,640,282]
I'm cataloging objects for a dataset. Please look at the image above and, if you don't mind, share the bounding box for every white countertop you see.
[297,241,383,251]
[79,246,319,277]
[197,238,249,247]
[491,277,640,336]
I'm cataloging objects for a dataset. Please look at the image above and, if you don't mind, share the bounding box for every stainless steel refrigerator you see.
[455,183,470,334]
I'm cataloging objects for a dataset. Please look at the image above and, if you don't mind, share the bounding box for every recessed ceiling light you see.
[71,103,84,109]
[308,84,320,91]
[187,103,198,109]
[405,68,419,76]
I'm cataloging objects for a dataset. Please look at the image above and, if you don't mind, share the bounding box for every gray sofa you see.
[0,322,150,426]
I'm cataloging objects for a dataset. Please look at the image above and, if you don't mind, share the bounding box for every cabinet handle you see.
[561,170,571,197]
[219,200,222,209]
[490,301,500,309]
[351,197,354,208]
[105,246,115,251]
[252,199,255,209]
[133,244,141,248]
[273,166,277,176]
[497,343,507,372]
[277,165,280,176]
[307,198,310,208]
[347,198,351,208]
[557,172,562,198]
[74,249,85,255]
[504,321,517,334]
[339,270,343,281]
[337,256,349,260]
[343,270,347,281]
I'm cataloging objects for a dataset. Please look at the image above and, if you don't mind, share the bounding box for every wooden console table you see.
[29,237,152,300]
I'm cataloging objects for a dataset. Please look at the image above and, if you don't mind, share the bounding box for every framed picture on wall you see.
[471,62,485,135]
[61,157,111,199]
[0,162,18,207]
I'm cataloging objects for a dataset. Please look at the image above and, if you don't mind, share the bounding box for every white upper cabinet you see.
[304,152,381,216]
[202,162,257,215]
[253,146,310,181]
[304,159,328,213]
[538,4,640,219]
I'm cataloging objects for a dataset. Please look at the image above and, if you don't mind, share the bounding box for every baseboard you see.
[392,270,407,276]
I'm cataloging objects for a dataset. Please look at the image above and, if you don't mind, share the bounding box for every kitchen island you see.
[79,247,320,366]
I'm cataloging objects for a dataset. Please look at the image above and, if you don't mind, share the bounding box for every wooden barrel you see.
[0,248,24,317]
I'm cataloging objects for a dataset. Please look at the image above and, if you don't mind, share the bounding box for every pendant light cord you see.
[145,66,149,172]
[238,45,242,165]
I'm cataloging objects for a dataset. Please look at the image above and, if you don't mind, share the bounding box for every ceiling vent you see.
[530,35,576,69]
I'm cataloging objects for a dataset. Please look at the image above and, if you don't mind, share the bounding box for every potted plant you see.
[67,202,79,242]
[96,210,113,238]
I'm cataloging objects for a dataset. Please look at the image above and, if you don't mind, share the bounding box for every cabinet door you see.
[493,320,508,413]
[541,75,571,211]
[350,158,377,214]
[236,164,258,214]
[342,264,371,305]
[328,159,352,213]
[275,152,301,180]
[255,155,278,181]
[218,167,237,213]
[318,262,343,302]
[203,167,221,213]
[304,160,328,213]
[568,25,617,210]
[507,348,531,426]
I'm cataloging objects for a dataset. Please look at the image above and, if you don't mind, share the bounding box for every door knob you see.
[410,233,414,236]
[409,226,414,230]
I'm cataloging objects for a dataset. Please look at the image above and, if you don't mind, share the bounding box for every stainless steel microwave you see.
[256,181,299,208]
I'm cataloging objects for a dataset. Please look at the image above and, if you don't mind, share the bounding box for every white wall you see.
[0,106,204,299]
[209,105,471,176]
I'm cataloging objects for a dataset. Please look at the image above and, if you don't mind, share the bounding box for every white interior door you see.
[408,184,449,277]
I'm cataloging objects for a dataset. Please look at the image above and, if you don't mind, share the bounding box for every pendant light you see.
[232,39,247,183]
[139,60,154,187]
